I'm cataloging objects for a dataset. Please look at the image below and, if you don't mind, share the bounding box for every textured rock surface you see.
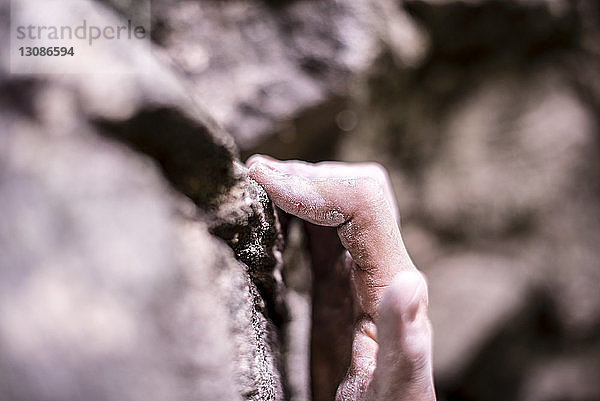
[0,116,287,397]
[0,0,285,399]
[0,121,284,401]
[150,0,426,159]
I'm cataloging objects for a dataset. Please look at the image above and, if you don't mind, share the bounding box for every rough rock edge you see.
[95,108,288,326]
[173,201,285,401]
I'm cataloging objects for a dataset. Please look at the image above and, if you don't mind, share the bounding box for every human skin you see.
[247,155,436,401]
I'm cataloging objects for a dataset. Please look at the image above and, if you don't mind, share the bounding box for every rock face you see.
[0,0,285,400]
[0,125,280,401]
[149,0,426,160]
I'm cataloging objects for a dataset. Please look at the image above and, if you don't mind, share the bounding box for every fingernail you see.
[247,154,277,167]
[260,161,278,171]
[252,161,283,175]
[246,155,262,167]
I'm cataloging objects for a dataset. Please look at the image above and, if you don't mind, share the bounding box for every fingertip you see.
[245,154,262,167]
[246,154,277,168]
[247,160,263,180]
[248,161,282,187]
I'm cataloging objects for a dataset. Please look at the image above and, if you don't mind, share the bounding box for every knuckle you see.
[357,164,397,215]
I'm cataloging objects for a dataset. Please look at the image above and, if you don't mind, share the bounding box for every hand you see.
[247,155,436,401]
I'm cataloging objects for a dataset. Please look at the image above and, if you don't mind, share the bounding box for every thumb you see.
[370,270,436,401]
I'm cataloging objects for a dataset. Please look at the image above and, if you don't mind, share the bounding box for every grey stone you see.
[0,0,286,399]
[150,0,427,158]
[427,253,530,385]
[0,104,284,400]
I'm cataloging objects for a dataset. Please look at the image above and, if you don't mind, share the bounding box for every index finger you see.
[247,156,416,319]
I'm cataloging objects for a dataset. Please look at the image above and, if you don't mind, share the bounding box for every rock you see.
[150,0,427,159]
[97,111,287,323]
[404,0,578,64]
[0,0,286,399]
[427,253,530,385]
[3,0,287,318]
[0,96,285,401]
[175,212,285,401]
[419,69,593,240]
[0,119,281,400]
[207,170,287,325]
[519,352,600,401]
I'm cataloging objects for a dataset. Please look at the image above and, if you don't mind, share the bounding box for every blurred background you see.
[2,0,600,400]
[167,0,600,400]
